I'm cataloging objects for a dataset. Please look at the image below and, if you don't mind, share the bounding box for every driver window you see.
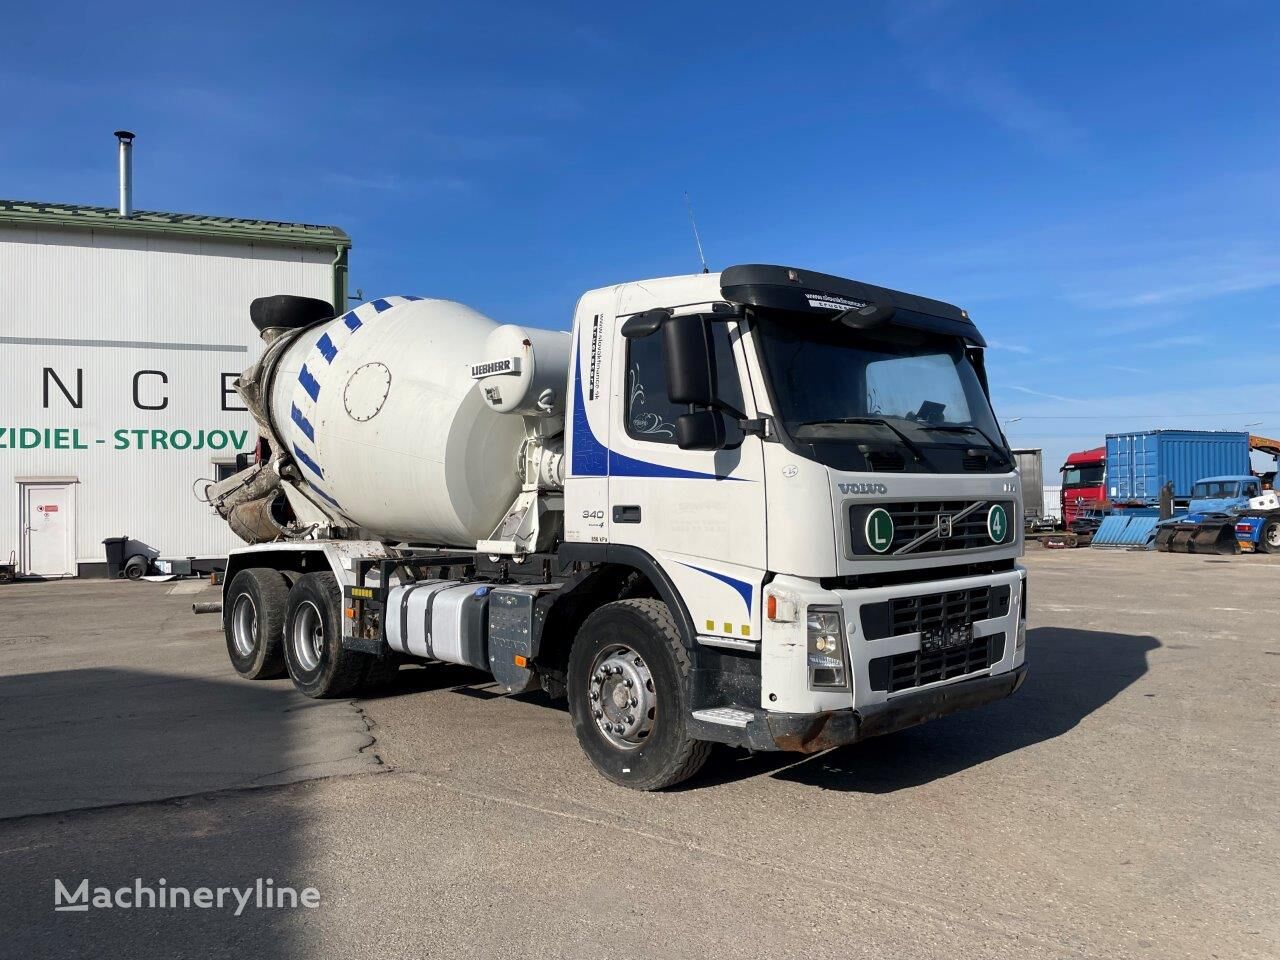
[625,323,744,446]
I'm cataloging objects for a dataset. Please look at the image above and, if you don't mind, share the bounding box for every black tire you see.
[249,294,333,333]
[123,555,148,580]
[283,572,369,698]
[223,568,290,679]
[567,598,711,791]
[1261,519,1280,554]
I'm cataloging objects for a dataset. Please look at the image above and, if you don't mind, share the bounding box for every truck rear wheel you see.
[283,572,369,698]
[1261,519,1280,554]
[223,568,289,680]
[567,599,711,791]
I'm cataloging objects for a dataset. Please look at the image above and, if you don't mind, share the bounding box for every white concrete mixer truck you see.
[204,265,1027,789]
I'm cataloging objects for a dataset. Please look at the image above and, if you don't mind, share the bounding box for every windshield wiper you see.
[917,424,1014,468]
[795,417,930,466]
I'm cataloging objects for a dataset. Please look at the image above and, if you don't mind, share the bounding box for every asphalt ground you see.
[1,548,1276,959]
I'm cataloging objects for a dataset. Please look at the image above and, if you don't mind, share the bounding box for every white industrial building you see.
[0,189,349,577]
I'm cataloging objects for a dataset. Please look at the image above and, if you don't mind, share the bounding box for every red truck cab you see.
[1060,446,1106,527]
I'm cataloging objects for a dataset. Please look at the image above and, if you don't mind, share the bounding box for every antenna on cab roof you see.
[683,191,710,274]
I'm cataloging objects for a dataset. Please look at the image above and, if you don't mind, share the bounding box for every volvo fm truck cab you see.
[206,264,1028,790]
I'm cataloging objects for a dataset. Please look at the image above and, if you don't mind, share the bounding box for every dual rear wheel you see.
[223,568,396,696]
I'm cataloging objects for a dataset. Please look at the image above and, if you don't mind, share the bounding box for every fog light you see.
[807,606,849,689]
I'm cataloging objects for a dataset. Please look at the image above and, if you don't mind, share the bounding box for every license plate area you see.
[920,621,973,653]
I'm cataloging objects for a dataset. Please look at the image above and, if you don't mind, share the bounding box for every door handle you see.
[612,505,642,524]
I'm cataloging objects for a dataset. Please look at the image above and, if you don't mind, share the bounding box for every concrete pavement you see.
[1,550,1277,959]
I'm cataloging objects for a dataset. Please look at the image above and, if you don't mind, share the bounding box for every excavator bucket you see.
[1155,520,1237,555]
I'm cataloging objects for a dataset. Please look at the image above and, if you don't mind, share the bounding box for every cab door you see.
[607,318,767,644]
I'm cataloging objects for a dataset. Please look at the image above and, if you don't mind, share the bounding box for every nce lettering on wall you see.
[3,365,252,452]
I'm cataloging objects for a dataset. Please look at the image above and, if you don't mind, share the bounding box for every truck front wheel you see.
[1262,518,1280,554]
[223,567,289,680]
[283,572,369,698]
[567,599,711,790]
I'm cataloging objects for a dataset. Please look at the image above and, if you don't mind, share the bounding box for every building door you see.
[20,482,76,577]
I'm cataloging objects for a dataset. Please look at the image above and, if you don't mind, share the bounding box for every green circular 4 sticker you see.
[865,508,895,553]
[988,504,1009,543]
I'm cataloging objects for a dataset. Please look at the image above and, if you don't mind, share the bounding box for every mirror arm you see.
[709,398,746,420]
[703,399,769,438]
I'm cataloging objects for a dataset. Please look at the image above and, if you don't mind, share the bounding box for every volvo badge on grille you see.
[937,514,953,538]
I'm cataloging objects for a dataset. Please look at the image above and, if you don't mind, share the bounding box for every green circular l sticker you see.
[988,504,1009,543]
[865,508,895,553]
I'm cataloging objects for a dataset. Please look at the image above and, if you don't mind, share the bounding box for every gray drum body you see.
[267,297,526,546]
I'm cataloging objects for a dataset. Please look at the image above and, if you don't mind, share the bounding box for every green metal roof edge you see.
[0,200,350,249]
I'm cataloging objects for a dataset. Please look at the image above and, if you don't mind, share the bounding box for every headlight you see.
[806,606,849,689]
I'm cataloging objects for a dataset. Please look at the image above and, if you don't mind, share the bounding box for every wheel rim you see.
[587,644,656,750]
[231,593,258,658]
[1268,525,1280,548]
[292,600,325,673]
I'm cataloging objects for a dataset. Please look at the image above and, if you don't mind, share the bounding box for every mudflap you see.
[1156,521,1237,555]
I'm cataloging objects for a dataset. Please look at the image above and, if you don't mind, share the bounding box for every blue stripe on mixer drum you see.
[292,443,325,479]
[315,332,338,363]
[297,364,321,402]
[290,404,315,442]
[309,484,342,509]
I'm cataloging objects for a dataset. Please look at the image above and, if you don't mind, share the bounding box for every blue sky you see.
[4,0,1278,479]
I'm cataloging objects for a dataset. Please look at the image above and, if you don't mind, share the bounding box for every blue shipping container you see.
[1105,430,1250,502]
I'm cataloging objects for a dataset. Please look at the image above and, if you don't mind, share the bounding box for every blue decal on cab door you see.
[568,351,747,482]
[674,561,753,613]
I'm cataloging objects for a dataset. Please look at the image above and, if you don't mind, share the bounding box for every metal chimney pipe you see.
[113,130,135,217]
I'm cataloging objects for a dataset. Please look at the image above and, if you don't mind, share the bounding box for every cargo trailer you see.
[1105,430,1250,507]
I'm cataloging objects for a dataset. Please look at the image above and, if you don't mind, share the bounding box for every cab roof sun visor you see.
[719,263,986,347]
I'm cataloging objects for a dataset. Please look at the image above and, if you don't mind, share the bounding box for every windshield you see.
[1192,480,1241,498]
[1062,465,1104,487]
[754,312,1004,471]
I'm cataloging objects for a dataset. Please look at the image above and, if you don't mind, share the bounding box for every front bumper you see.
[689,664,1027,753]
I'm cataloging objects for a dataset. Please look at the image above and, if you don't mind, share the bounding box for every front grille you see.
[861,584,1010,641]
[868,633,1005,693]
[849,500,1013,555]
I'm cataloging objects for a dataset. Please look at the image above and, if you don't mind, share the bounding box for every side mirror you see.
[663,313,716,406]
[676,410,726,450]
